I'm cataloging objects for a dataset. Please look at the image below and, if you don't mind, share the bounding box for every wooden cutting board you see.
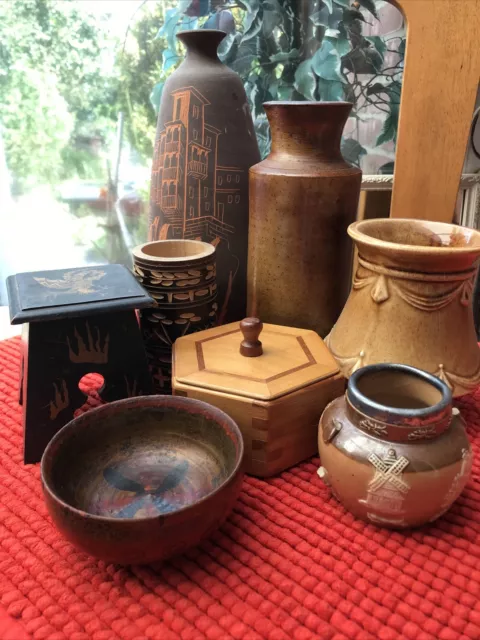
[390,0,480,223]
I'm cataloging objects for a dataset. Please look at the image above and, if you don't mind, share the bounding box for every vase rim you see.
[264,101,353,108]
[347,363,451,424]
[176,28,227,38]
[349,218,480,255]
[133,239,215,263]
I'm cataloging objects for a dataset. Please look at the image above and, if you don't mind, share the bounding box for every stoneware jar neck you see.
[348,218,480,273]
[264,101,352,162]
[346,364,453,443]
[177,29,226,65]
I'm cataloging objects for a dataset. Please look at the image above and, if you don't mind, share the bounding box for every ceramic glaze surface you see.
[149,30,260,324]
[318,364,472,528]
[41,395,244,564]
[247,102,362,337]
[326,218,480,396]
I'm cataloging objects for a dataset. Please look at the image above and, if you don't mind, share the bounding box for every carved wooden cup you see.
[132,239,217,393]
[326,219,480,396]
[318,364,472,528]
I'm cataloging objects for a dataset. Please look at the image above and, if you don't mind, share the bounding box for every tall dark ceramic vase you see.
[149,29,260,325]
[247,102,362,337]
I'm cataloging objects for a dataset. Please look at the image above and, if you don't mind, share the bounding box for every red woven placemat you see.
[1,337,480,640]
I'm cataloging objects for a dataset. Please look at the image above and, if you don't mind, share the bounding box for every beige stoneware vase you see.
[326,219,480,396]
[318,364,472,528]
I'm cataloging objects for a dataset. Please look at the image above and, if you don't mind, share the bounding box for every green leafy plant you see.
[116,2,179,161]
[151,0,405,168]
[0,0,119,190]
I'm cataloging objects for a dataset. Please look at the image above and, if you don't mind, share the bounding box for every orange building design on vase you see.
[149,86,249,324]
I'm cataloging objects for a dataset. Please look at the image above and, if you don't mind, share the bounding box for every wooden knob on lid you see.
[240,317,263,357]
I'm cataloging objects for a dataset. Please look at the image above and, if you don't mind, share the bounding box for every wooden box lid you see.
[173,317,339,401]
[7,264,153,324]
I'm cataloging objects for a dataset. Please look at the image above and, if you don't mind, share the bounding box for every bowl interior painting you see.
[43,401,241,521]
[353,219,480,249]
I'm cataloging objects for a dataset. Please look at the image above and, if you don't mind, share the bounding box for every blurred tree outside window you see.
[0,0,404,307]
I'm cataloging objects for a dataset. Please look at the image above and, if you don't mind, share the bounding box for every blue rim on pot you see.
[348,363,451,421]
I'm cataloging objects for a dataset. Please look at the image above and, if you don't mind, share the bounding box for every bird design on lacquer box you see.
[34,269,106,294]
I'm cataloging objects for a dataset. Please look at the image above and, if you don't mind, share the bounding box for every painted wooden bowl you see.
[41,395,244,564]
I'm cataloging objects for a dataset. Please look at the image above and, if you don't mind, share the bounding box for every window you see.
[228,195,233,204]
[227,174,231,183]
[217,202,224,220]
[204,187,208,197]
[235,195,240,204]
[218,175,223,185]
[205,203,210,212]
[189,186,194,198]
[175,99,181,120]
[193,129,198,141]
[0,1,407,322]
[189,206,194,217]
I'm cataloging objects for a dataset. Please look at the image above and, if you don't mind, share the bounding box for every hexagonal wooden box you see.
[172,320,344,477]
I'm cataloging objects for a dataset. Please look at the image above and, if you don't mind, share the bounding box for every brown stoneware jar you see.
[149,29,260,325]
[247,101,362,337]
[318,364,472,528]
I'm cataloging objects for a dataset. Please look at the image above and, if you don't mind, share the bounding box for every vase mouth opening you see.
[133,239,215,262]
[349,219,480,254]
[347,364,451,423]
[263,101,353,108]
[178,29,227,35]
[176,29,226,44]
